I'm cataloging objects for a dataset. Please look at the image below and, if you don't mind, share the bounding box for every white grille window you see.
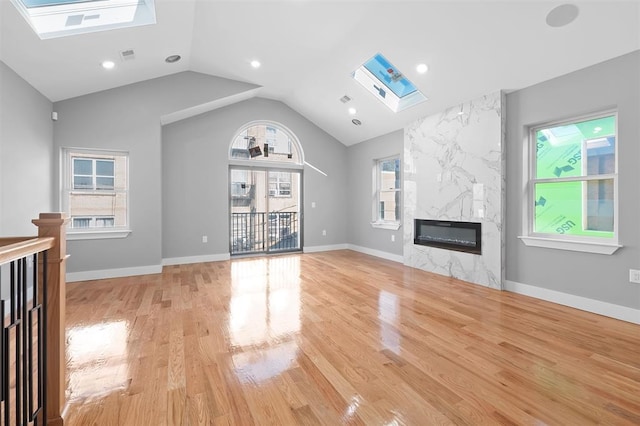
[62,148,130,239]
[269,172,292,197]
[520,111,620,254]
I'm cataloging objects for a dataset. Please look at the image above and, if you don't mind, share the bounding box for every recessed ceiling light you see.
[101,60,115,70]
[348,107,357,115]
[352,118,362,126]
[416,63,428,74]
[165,54,181,64]
[250,60,261,68]
[593,127,602,133]
[546,4,579,28]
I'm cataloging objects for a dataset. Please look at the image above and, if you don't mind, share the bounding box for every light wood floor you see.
[63,250,640,425]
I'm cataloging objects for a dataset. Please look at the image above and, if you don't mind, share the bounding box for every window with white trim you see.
[72,216,115,229]
[62,148,130,238]
[372,156,401,229]
[520,112,619,254]
[73,157,114,190]
[269,172,292,197]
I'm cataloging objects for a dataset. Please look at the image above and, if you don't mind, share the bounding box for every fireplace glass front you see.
[414,219,481,254]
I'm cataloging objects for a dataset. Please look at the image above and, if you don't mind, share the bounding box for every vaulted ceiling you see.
[1,0,638,145]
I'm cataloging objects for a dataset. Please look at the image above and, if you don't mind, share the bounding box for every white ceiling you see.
[1,0,639,146]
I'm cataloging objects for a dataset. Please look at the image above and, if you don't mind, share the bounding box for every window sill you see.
[67,229,132,241]
[518,235,621,255]
[370,221,401,230]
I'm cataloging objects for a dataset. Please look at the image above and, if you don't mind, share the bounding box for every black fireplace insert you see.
[414,219,482,254]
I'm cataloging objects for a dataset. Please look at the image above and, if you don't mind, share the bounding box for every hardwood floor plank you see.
[61,251,640,425]
[188,393,212,426]
[167,388,188,426]
[216,353,256,425]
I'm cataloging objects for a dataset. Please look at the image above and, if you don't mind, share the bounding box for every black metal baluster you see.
[12,258,21,426]
[258,213,269,251]
[1,295,4,422]
[3,317,9,426]
[27,252,40,422]
[21,257,29,425]
[232,214,236,254]
[0,267,4,409]
[17,259,22,426]
[295,212,297,249]
[0,250,49,426]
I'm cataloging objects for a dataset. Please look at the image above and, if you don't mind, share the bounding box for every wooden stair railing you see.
[0,213,68,426]
[32,213,68,426]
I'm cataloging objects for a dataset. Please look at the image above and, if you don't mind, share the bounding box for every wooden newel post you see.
[33,213,69,426]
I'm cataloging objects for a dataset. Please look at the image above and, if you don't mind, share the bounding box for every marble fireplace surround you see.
[403,91,505,290]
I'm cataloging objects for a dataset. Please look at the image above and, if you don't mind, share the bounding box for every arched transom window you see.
[229,121,303,165]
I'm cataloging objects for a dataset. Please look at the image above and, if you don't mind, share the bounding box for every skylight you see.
[352,53,427,113]
[10,0,156,39]
[21,0,103,7]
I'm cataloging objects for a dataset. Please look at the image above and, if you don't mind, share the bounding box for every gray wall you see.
[161,97,348,259]
[0,60,53,299]
[505,51,640,309]
[346,130,403,256]
[0,61,53,236]
[52,72,258,273]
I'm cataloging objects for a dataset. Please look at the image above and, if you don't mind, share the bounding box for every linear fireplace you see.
[414,219,482,254]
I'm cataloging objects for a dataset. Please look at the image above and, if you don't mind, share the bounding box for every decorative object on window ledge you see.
[249,145,262,158]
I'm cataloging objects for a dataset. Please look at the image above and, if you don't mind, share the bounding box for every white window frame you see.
[72,157,115,190]
[518,111,621,254]
[269,172,292,198]
[228,120,303,166]
[72,216,116,229]
[61,147,131,240]
[371,155,401,230]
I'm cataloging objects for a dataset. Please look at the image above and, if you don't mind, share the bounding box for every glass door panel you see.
[230,168,301,255]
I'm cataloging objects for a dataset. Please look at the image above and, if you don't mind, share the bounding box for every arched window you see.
[229,121,303,165]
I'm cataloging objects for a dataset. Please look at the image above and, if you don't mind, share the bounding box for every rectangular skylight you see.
[20,0,104,8]
[10,0,156,39]
[352,53,427,113]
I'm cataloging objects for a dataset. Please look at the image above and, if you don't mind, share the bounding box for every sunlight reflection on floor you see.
[230,256,301,383]
[67,320,129,401]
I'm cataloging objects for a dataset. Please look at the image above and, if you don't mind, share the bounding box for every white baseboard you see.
[162,253,230,266]
[66,265,163,283]
[347,244,403,263]
[505,280,640,325]
[303,244,348,253]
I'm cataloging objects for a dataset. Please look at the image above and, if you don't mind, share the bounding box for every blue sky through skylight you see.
[10,0,155,39]
[352,52,427,113]
[21,0,103,8]
[363,53,417,98]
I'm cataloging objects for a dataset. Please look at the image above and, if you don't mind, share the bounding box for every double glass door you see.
[230,167,301,255]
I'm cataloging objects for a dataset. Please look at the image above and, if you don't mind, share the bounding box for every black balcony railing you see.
[231,212,299,255]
